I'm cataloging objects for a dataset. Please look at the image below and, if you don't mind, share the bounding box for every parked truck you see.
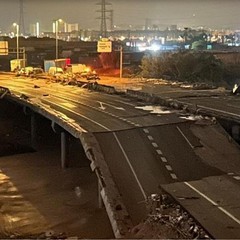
[44,58,71,72]
[44,60,55,72]
[55,58,71,70]
[10,59,26,72]
[65,64,87,73]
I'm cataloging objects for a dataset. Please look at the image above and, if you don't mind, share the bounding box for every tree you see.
[140,51,225,84]
[99,52,118,69]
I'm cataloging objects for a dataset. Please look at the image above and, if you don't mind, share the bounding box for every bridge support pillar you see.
[98,181,103,208]
[31,113,37,148]
[61,132,69,169]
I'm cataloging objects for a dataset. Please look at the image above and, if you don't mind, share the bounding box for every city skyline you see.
[1,0,240,34]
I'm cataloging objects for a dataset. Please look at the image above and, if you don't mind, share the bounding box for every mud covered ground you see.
[0,100,114,239]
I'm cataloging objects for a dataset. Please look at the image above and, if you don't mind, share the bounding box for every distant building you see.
[29,22,40,37]
[66,23,79,33]
[169,25,177,31]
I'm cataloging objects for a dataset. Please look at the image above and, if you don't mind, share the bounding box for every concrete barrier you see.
[125,89,240,124]
[126,89,186,110]
[88,82,116,94]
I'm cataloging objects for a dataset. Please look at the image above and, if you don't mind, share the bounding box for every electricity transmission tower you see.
[96,0,112,38]
[19,0,25,35]
[109,9,114,31]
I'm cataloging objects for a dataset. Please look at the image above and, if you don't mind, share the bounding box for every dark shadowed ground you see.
[0,100,114,239]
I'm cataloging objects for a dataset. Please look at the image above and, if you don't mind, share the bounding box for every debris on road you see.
[232,83,240,95]
[130,193,211,239]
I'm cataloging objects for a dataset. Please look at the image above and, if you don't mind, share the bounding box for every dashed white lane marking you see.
[148,135,154,141]
[227,173,240,181]
[184,182,240,225]
[156,149,163,155]
[170,173,178,180]
[161,157,167,163]
[166,165,173,171]
[143,128,178,181]
[143,129,149,134]
[52,94,142,128]
[233,176,240,181]
[152,142,158,148]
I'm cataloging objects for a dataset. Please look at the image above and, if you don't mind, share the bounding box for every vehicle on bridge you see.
[48,67,64,76]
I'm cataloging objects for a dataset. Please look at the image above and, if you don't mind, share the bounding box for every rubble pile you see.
[131,193,211,239]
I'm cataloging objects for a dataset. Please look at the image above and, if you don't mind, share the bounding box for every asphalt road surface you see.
[140,82,240,121]
[1,75,240,238]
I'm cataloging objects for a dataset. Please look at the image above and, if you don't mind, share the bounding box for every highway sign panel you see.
[97,41,112,53]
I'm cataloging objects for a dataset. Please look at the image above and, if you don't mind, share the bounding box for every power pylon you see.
[109,9,114,31]
[19,0,25,35]
[96,0,111,38]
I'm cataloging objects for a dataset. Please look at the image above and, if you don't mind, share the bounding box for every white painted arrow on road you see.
[97,101,125,111]
[98,101,106,110]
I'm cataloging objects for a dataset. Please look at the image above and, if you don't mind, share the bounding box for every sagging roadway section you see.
[0,86,132,238]
[0,76,240,238]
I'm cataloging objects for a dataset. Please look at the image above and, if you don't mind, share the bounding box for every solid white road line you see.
[184,182,240,225]
[61,102,77,108]
[197,104,240,118]
[44,99,111,131]
[176,126,194,149]
[113,132,147,200]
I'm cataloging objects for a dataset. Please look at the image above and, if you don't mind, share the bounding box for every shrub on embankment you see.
[140,51,240,88]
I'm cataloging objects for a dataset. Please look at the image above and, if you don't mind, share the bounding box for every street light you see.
[120,45,123,80]
[13,23,19,62]
[54,19,63,60]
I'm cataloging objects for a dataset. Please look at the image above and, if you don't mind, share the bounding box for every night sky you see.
[0,0,240,33]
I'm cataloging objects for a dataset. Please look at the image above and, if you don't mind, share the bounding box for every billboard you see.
[0,41,8,55]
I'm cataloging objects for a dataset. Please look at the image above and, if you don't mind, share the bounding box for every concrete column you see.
[61,132,69,169]
[98,181,103,208]
[31,114,37,148]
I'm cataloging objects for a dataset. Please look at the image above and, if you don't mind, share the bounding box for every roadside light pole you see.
[55,19,63,60]
[55,20,58,60]
[120,45,123,80]
[13,23,19,64]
